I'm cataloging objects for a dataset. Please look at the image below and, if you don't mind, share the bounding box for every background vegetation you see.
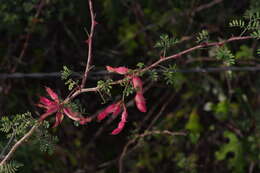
[0,0,259,172]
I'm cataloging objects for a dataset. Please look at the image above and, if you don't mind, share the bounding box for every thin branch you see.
[0,135,15,159]
[146,94,175,131]
[141,36,253,72]
[0,124,38,166]
[0,36,254,166]
[63,87,98,104]
[1,36,253,106]
[193,0,223,14]
[118,130,186,173]
[81,0,96,88]
[11,0,46,73]
[137,90,172,132]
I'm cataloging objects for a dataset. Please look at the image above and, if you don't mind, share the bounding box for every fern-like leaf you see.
[61,65,72,80]
[229,20,245,28]
[163,65,177,86]
[244,11,260,20]
[248,21,259,30]
[0,161,23,173]
[0,117,12,133]
[216,47,235,66]
[0,112,36,138]
[196,30,209,43]
[154,34,178,49]
[251,30,260,39]
[149,70,159,82]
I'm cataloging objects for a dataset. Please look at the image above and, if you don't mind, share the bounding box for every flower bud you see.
[106,66,129,75]
[134,92,147,113]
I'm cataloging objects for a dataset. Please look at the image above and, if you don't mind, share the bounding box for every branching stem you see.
[65,35,254,103]
[81,0,96,88]
[0,0,255,166]
[0,124,38,166]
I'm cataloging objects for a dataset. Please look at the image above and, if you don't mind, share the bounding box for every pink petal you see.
[106,66,129,75]
[45,87,59,102]
[105,103,118,113]
[111,121,126,135]
[36,103,58,111]
[97,102,121,121]
[111,104,128,135]
[63,108,81,121]
[135,92,147,113]
[52,112,64,128]
[132,76,143,91]
[39,97,53,106]
[79,117,92,125]
[97,104,115,121]
[112,103,121,116]
[97,110,109,121]
[39,106,59,121]
[36,103,47,109]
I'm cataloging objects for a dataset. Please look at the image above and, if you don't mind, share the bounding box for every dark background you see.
[0,0,260,172]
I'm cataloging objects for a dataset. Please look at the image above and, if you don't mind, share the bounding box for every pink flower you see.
[132,76,143,91]
[134,92,147,112]
[111,104,128,135]
[132,76,147,113]
[79,117,92,125]
[106,66,129,75]
[106,66,147,113]
[97,102,121,121]
[97,102,129,135]
[37,87,85,127]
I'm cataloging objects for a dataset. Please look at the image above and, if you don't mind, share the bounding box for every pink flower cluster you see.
[37,66,147,135]
[132,76,147,112]
[95,66,147,134]
[106,66,147,113]
[97,101,128,135]
[37,87,90,127]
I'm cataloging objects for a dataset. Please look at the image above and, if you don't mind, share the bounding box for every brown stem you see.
[81,0,96,88]
[0,124,38,166]
[193,0,223,14]
[65,36,254,103]
[141,36,253,72]
[118,130,186,173]
[63,87,98,104]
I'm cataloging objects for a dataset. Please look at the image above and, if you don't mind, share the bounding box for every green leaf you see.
[215,131,245,173]
[61,65,72,80]
[250,30,260,39]
[213,100,229,121]
[185,109,203,133]
[229,19,245,28]
[216,47,235,66]
[163,64,177,86]
[148,70,159,82]
[235,45,253,59]
[154,34,178,49]
[0,161,23,173]
[196,30,209,43]
[136,62,145,68]
[65,79,78,91]
[0,112,36,138]
[97,79,113,98]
